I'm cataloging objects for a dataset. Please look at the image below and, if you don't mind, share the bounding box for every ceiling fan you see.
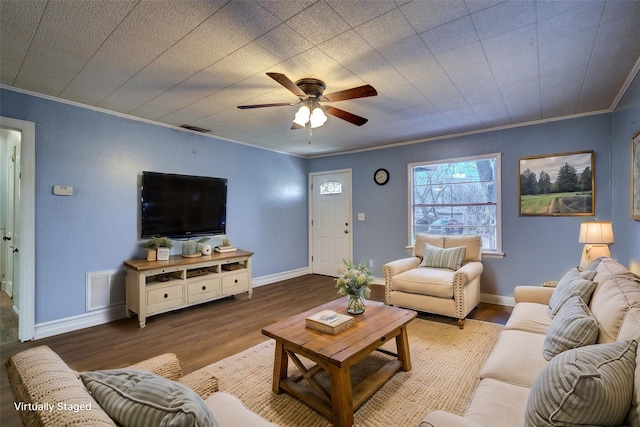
[237,72,377,128]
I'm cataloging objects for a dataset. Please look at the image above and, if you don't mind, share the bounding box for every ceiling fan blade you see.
[324,106,369,126]
[237,102,295,109]
[267,72,307,98]
[323,85,377,102]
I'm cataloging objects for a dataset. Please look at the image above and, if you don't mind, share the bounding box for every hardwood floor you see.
[1,291,18,345]
[0,275,512,426]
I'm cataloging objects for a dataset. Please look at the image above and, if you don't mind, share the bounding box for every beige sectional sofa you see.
[421,256,640,427]
[6,345,275,427]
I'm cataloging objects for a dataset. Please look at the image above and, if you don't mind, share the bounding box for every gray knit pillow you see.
[525,340,637,427]
[543,296,598,360]
[80,369,218,427]
[420,243,466,270]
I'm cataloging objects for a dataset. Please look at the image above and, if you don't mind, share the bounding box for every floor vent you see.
[86,269,125,311]
[180,124,211,133]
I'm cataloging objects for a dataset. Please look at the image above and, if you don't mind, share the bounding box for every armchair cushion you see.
[443,234,482,263]
[413,234,482,263]
[391,268,457,298]
[420,243,466,270]
[413,234,445,258]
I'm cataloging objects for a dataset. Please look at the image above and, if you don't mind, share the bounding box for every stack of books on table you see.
[305,310,355,335]
[215,246,236,253]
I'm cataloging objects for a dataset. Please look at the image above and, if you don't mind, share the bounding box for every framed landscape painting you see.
[519,150,594,216]
[633,131,640,220]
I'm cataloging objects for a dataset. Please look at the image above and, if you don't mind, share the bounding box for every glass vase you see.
[347,293,365,315]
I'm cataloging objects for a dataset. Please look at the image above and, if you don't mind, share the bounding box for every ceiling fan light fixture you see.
[293,105,310,126]
[310,107,327,128]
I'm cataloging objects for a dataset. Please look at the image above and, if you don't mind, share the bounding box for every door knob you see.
[13,248,19,253]
[2,236,10,241]
[344,230,349,234]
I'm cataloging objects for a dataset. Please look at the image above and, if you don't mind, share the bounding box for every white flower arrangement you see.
[336,259,372,298]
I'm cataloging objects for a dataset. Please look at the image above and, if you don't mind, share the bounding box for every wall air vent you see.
[86,269,125,311]
[180,125,211,133]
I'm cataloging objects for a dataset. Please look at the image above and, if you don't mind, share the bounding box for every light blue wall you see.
[309,115,615,297]
[1,88,309,323]
[612,72,640,273]
[2,77,638,326]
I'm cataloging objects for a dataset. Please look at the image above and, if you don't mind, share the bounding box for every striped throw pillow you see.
[80,369,218,427]
[420,243,466,270]
[525,340,637,427]
[543,296,598,360]
[548,268,596,318]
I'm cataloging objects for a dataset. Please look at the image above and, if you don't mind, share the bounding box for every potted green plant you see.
[336,260,373,314]
[144,238,159,261]
[155,237,173,261]
[145,237,174,261]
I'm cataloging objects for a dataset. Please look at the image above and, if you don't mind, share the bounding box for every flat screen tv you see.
[141,171,227,238]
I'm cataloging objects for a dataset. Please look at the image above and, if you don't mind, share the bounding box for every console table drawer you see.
[147,284,183,313]
[222,272,248,295]
[187,277,220,304]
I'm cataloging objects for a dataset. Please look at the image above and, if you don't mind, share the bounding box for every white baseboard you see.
[34,267,311,339]
[480,293,515,307]
[35,304,127,340]
[252,267,309,287]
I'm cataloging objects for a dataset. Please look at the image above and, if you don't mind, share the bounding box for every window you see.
[409,153,502,254]
[320,181,342,195]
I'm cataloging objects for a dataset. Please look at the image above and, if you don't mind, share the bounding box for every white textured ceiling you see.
[2,0,640,157]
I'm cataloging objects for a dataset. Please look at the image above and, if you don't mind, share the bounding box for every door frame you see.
[308,168,353,275]
[0,116,35,341]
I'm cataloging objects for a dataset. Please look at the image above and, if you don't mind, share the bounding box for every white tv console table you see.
[124,249,253,328]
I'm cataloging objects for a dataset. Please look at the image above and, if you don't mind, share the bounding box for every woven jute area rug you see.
[207,317,503,427]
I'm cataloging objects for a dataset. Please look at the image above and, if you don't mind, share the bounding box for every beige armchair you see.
[383,234,483,329]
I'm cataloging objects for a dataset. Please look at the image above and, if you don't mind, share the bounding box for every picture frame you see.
[632,131,640,220]
[518,150,594,216]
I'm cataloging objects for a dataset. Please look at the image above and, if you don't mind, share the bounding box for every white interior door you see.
[4,145,16,298]
[310,170,352,276]
[1,116,35,342]
[11,143,21,309]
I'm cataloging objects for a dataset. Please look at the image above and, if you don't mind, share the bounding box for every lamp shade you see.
[578,221,614,244]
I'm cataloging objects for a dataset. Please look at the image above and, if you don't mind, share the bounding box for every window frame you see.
[407,152,503,256]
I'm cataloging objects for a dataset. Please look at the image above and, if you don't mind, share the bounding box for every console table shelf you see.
[124,249,253,328]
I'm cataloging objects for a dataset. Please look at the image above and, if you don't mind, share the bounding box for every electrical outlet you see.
[358,213,365,221]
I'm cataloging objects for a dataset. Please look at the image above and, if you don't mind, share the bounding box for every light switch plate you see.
[358,213,365,221]
[53,185,73,196]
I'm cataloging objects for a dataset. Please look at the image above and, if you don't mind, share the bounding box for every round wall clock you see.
[374,168,389,185]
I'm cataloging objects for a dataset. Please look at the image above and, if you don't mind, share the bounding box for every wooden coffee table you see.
[261,299,417,427]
